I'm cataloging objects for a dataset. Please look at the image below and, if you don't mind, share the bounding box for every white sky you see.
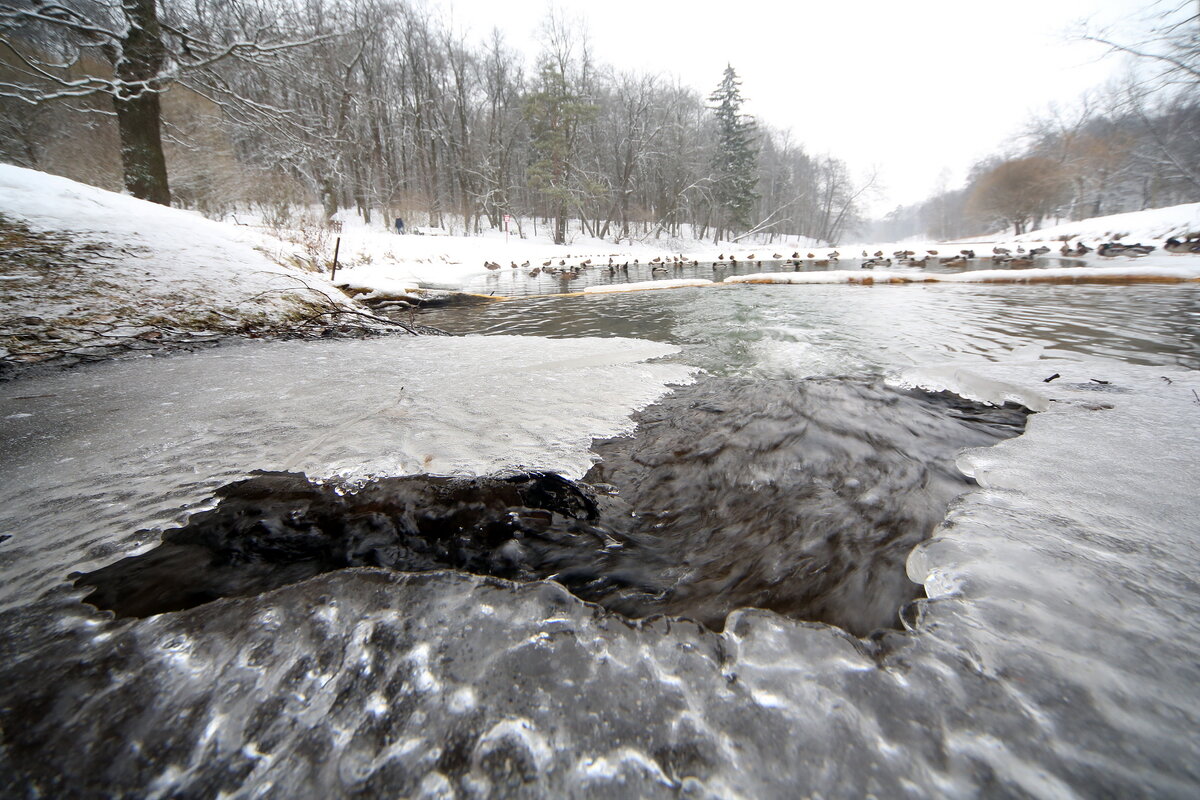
[440,0,1156,216]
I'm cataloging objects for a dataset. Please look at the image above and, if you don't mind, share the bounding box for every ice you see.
[0,335,692,606]
[2,326,1200,796]
[724,262,1200,286]
[582,279,714,294]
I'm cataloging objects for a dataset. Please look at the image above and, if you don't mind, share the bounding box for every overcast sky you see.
[436,0,1160,216]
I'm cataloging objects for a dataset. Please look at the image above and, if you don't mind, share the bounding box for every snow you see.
[724,260,1200,286]
[0,165,362,365]
[321,202,1200,297]
[582,278,714,294]
[1012,201,1200,244]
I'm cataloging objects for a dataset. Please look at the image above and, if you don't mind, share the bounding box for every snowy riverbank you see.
[0,166,381,375]
[3,164,1199,375]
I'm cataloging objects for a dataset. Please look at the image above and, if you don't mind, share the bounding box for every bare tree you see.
[0,0,332,204]
[969,157,1069,234]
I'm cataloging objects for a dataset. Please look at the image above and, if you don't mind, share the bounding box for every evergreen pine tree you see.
[525,61,597,245]
[708,65,759,239]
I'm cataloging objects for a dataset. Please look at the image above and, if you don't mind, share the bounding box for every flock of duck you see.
[483,254,705,280]
[479,233,1199,281]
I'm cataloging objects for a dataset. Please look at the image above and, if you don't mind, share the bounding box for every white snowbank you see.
[724,260,1200,286]
[333,272,421,301]
[1013,201,1200,243]
[0,165,360,364]
[582,279,714,294]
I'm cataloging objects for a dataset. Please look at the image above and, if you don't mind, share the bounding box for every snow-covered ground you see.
[0,165,364,372]
[1011,201,1200,244]
[325,198,1200,296]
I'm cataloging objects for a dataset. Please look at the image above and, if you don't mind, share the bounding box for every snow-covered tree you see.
[0,0,330,205]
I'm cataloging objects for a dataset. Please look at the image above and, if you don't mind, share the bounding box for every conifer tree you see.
[525,60,596,244]
[708,65,759,240]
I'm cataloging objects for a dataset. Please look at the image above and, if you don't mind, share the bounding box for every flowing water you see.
[2,280,1199,797]
[420,282,1200,372]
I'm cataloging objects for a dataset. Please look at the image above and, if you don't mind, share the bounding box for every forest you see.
[2,0,1197,244]
[1,0,870,245]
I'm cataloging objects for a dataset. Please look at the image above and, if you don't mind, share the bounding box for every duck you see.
[926,250,938,256]
[1009,257,1034,267]
[828,251,840,260]
[528,268,541,277]
[993,246,1011,255]
[484,261,501,270]
[773,253,783,259]
[1165,237,1200,254]
[1029,246,1050,256]
[792,251,800,259]
[543,259,552,267]
[746,253,756,260]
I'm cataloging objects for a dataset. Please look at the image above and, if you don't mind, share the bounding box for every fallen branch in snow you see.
[244,273,450,337]
[276,306,451,337]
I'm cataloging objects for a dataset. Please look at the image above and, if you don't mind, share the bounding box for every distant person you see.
[394,217,405,234]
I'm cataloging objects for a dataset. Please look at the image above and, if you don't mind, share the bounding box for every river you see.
[1,280,1198,797]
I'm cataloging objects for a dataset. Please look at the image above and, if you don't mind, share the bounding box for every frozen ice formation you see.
[1,335,1199,797]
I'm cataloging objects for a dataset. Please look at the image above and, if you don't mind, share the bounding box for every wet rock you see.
[75,471,607,618]
[77,378,1028,636]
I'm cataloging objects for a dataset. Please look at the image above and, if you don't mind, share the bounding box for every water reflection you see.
[458,257,1094,297]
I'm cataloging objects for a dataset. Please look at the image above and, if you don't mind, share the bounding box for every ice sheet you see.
[2,338,1199,798]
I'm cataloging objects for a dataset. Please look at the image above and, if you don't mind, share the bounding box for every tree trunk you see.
[113,0,170,205]
[554,203,566,245]
[114,91,170,205]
